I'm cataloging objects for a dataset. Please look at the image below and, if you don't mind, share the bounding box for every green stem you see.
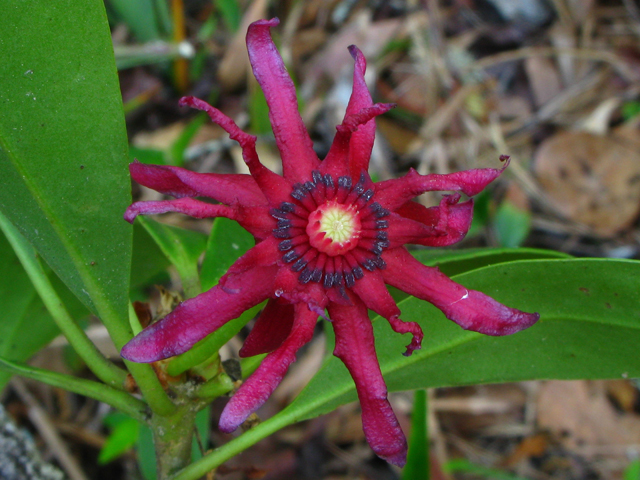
[195,372,234,399]
[152,405,198,479]
[0,356,146,422]
[170,408,299,480]
[0,212,126,389]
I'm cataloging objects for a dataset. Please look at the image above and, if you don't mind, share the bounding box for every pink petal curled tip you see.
[239,300,294,358]
[129,162,266,207]
[330,299,408,466]
[219,303,318,433]
[382,248,540,337]
[121,264,277,363]
[375,162,507,211]
[345,45,375,177]
[178,96,291,205]
[246,18,320,183]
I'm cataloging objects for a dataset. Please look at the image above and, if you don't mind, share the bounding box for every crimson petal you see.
[124,198,275,239]
[329,297,408,466]
[394,195,474,247]
[321,103,395,178]
[375,159,508,211]
[346,45,376,178]
[246,19,320,183]
[179,96,291,206]
[121,265,277,363]
[129,162,266,207]
[239,300,295,358]
[382,248,540,336]
[352,271,423,356]
[219,303,318,432]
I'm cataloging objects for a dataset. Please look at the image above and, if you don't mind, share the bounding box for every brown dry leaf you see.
[537,381,640,452]
[606,380,638,413]
[525,56,562,107]
[533,130,640,237]
[132,122,187,151]
[217,0,268,91]
[503,434,549,467]
[303,12,404,86]
[377,117,420,155]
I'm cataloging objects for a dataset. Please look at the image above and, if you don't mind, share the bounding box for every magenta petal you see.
[239,300,294,358]
[129,162,266,207]
[321,103,395,178]
[124,199,275,240]
[346,45,376,178]
[180,96,291,205]
[385,212,442,248]
[382,248,540,336]
[121,265,277,363]
[246,19,320,183]
[352,272,423,356]
[219,303,318,432]
[329,298,407,466]
[375,158,509,211]
[395,195,474,247]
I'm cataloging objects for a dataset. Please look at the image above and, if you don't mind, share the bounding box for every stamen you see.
[278,240,293,251]
[282,250,298,263]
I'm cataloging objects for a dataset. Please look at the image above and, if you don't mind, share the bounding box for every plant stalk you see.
[152,405,198,479]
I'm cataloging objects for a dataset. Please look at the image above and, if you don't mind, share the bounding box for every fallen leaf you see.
[534,131,640,237]
[537,381,640,453]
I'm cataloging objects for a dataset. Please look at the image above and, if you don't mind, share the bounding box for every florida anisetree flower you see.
[121,18,539,466]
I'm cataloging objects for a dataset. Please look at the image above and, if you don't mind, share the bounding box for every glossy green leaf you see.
[493,201,531,248]
[131,222,171,291]
[137,217,207,298]
[0,224,90,390]
[443,459,529,480]
[99,413,140,464]
[0,1,132,346]
[107,0,165,42]
[287,258,640,421]
[200,217,254,290]
[412,247,570,277]
[402,390,429,480]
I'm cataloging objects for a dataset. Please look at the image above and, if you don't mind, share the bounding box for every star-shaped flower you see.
[121,18,539,466]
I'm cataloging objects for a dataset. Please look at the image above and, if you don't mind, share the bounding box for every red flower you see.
[121,18,539,466]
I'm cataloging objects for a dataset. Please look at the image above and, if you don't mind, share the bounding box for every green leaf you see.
[215,0,241,32]
[169,114,207,167]
[173,258,640,479]
[624,459,640,480]
[493,201,531,248]
[131,222,171,292]
[288,258,640,421]
[0,232,57,390]
[200,217,254,290]
[137,217,207,298]
[137,423,157,480]
[0,357,146,421]
[402,390,429,480]
[0,222,91,391]
[99,413,140,464]
[0,1,132,347]
[443,458,529,480]
[107,0,164,42]
[412,247,570,277]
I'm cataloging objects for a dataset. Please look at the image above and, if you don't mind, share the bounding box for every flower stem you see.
[151,405,199,479]
[0,356,146,422]
[169,408,299,480]
[0,212,126,389]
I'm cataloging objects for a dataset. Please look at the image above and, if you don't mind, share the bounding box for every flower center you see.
[271,171,390,290]
[307,201,361,256]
